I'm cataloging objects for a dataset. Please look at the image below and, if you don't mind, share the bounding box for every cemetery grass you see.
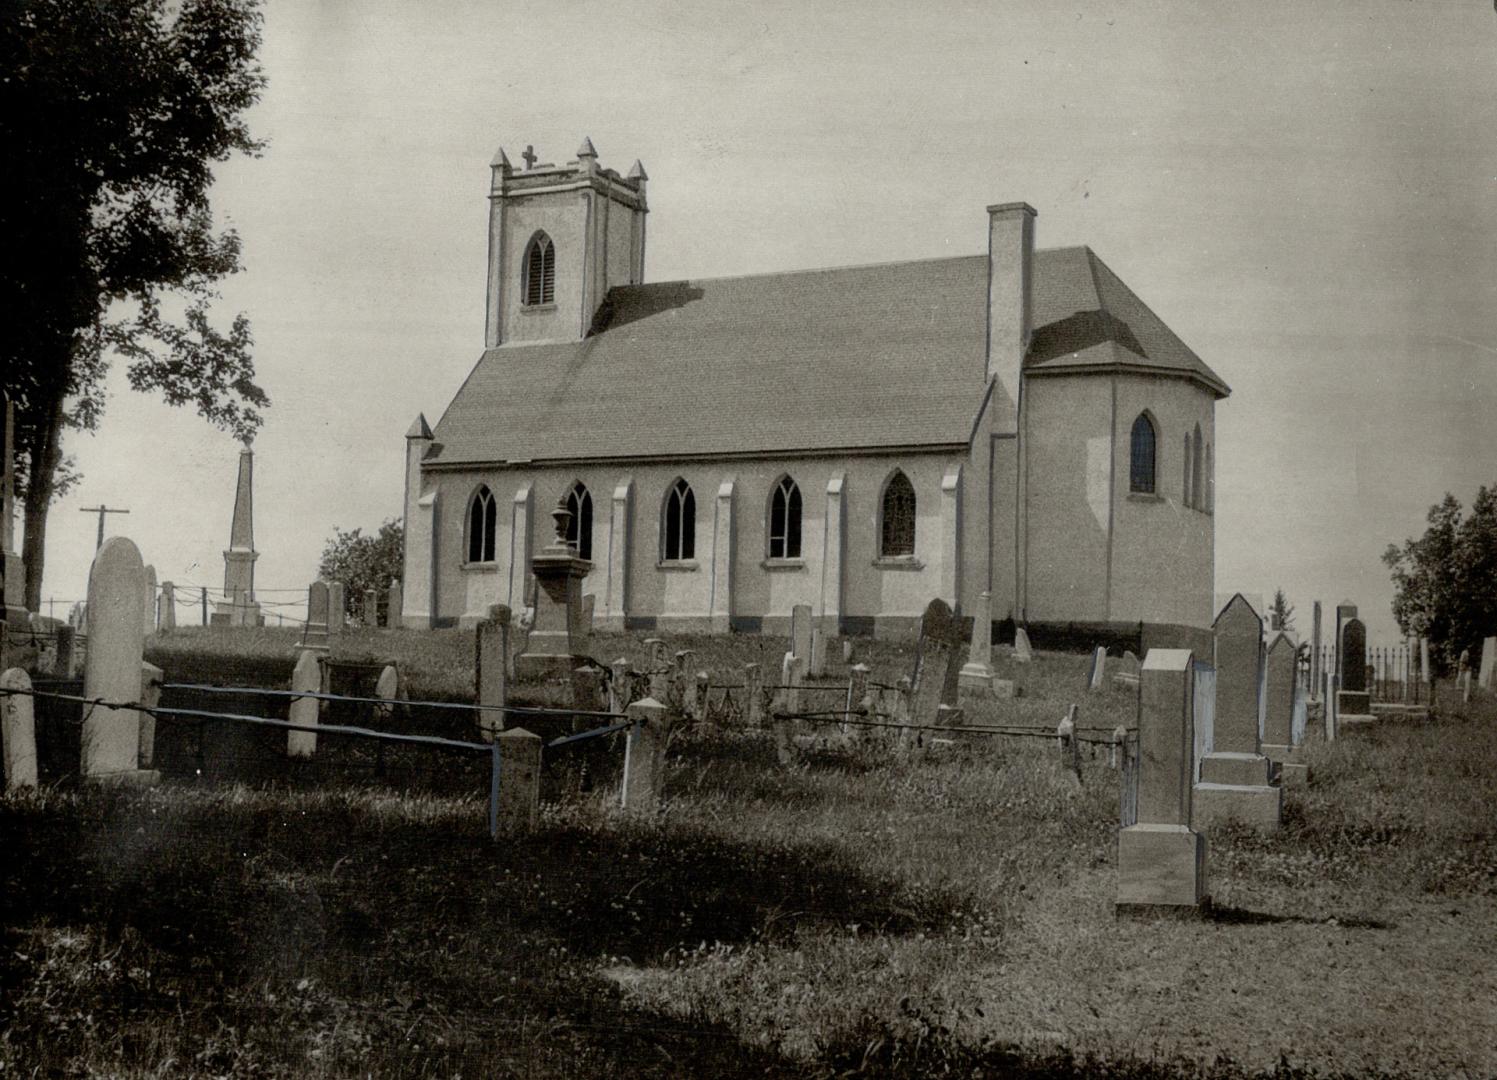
[3,638,1495,1077]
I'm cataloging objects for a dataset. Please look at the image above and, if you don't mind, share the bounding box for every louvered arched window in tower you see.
[1129,414,1157,494]
[522,232,555,306]
[880,471,916,557]
[468,485,497,563]
[768,475,802,559]
[663,478,696,561]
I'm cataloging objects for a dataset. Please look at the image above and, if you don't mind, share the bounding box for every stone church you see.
[400,139,1228,639]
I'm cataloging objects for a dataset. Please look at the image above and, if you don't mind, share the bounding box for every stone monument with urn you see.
[514,494,592,679]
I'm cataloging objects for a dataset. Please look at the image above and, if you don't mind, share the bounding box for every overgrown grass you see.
[6,640,1494,1076]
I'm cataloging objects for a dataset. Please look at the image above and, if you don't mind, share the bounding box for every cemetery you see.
[2,501,1495,1075]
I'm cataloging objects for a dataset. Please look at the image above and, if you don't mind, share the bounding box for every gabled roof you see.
[426,246,1228,467]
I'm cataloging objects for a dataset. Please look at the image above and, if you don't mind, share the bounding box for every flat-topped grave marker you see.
[958,590,996,697]
[790,604,813,664]
[1117,649,1209,911]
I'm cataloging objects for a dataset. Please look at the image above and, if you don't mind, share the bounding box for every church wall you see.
[425,448,969,634]
[499,193,591,343]
[1021,375,1114,623]
[1110,375,1215,628]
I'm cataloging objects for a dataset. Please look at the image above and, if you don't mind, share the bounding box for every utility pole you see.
[79,505,130,551]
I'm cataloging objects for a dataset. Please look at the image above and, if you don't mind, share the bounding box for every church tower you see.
[484,138,648,347]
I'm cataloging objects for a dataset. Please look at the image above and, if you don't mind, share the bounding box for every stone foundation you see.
[1192,781,1282,832]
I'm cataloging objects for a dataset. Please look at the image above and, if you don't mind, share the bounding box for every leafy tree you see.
[318,520,404,617]
[1383,485,1497,673]
[1268,588,1295,633]
[1,0,269,609]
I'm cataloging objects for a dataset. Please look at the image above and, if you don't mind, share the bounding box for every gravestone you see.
[609,657,633,715]
[958,590,996,697]
[915,599,964,712]
[808,626,827,678]
[363,588,378,627]
[141,564,158,635]
[580,593,595,638]
[80,538,158,785]
[744,662,764,727]
[1310,600,1323,697]
[373,664,399,723]
[1117,650,1209,910]
[158,581,176,631]
[1479,636,1496,691]
[1260,632,1307,783]
[387,580,403,630]
[790,604,813,664]
[1112,649,1141,691]
[328,582,346,634]
[1011,626,1033,698]
[1337,618,1373,723]
[1,667,38,790]
[286,647,320,758]
[1088,646,1107,692]
[1193,594,1280,832]
[304,580,331,650]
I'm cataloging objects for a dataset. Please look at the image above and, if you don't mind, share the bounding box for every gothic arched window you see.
[1191,424,1204,509]
[663,478,695,561]
[468,485,497,563]
[1129,414,1157,494]
[1183,433,1193,507]
[566,481,592,561]
[1205,443,1214,514]
[522,232,555,306]
[768,475,802,559]
[880,471,916,557]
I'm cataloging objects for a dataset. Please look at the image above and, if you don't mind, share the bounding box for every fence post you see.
[158,583,176,631]
[493,727,542,832]
[201,586,208,626]
[475,605,510,741]
[138,662,163,770]
[744,662,763,728]
[846,663,870,734]
[774,653,803,766]
[287,648,320,758]
[1,668,38,791]
[1058,704,1080,781]
[621,698,669,810]
[81,537,156,785]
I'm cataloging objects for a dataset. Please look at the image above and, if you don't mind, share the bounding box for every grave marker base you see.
[1117,824,1209,909]
[1192,782,1282,833]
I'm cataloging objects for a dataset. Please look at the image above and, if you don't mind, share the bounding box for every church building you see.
[400,139,1229,640]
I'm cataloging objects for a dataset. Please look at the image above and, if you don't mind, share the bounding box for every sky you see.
[31,0,1497,643]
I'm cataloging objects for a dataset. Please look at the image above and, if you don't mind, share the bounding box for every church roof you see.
[426,246,1229,467]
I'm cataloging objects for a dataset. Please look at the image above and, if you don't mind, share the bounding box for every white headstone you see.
[81,538,152,782]
[287,648,321,758]
[1,667,38,790]
[790,604,813,663]
[1088,646,1107,691]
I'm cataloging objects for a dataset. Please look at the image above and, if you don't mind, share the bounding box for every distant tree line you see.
[1383,483,1497,674]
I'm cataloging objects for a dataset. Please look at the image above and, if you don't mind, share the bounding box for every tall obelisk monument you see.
[214,442,262,626]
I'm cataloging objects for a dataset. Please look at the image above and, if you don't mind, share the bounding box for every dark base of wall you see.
[729,615,764,634]
[433,616,459,629]
[624,615,657,632]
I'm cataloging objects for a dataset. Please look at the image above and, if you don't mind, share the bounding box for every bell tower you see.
[484,138,648,347]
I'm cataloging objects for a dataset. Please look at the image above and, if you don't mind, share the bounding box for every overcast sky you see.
[38,0,1497,643]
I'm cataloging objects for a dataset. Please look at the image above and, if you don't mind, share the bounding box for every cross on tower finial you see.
[521,144,537,169]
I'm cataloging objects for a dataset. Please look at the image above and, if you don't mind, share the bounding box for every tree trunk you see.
[21,396,65,612]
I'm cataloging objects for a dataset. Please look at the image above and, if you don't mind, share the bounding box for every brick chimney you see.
[986,202,1037,433]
